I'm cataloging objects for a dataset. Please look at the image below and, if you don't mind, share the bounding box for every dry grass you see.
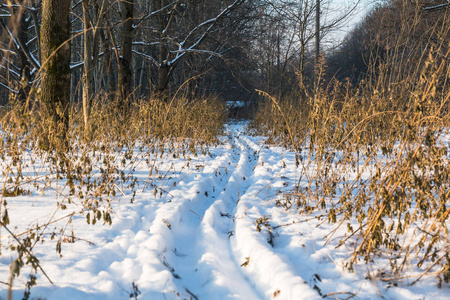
[250,23,450,284]
[0,94,226,295]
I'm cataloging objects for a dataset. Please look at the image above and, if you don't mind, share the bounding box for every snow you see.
[226,100,247,108]
[1,122,450,299]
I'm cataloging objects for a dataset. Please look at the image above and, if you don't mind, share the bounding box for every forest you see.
[1,0,450,299]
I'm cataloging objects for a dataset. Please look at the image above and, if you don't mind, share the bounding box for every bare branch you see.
[132,49,159,67]
[133,1,180,31]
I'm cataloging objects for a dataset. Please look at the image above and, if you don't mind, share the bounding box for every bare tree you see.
[81,0,109,133]
[132,0,246,99]
[253,0,358,91]
[0,1,41,107]
[40,0,71,150]
[82,0,94,131]
[117,0,134,110]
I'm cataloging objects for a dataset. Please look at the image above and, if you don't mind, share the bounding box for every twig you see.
[322,291,356,299]
[378,271,440,282]
[410,253,445,286]
[188,209,203,221]
[185,288,199,300]
[0,220,53,284]
[15,212,75,237]
[113,183,126,196]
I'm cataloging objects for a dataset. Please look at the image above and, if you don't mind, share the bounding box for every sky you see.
[324,0,378,46]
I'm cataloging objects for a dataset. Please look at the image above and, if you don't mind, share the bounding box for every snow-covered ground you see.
[1,122,449,299]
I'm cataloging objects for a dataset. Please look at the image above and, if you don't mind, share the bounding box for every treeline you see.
[327,0,450,85]
[2,1,448,113]
[0,0,257,106]
[0,0,362,107]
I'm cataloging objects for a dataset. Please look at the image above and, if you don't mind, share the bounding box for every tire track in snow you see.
[155,130,262,299]
[165,126,320,300]
[231,134,321,300]
[76,125,320,300]
[191,132,263,299]
[88,142,237,299]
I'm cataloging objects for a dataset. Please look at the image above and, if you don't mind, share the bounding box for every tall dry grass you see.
[250,9,450,284]
[0,93,226,295]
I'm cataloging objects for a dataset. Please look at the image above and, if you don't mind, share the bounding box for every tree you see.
[40,0,71,151]
[249,0,359,95]
[0,1,41,107]
[326,0,450,87]
[81,0,109,133]
[1,0,256,107]
[82,0,94,132]
[117,0,134,110]
[326,21,370,84]
[132,0,247,99]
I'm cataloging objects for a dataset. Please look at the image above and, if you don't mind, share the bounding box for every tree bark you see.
[117,0,134,112]
[40,0,71,152]
[17,15,31,106]
[156,0,170,100]
[315,0,320,70]
[101,28,116,102]
[82,0,93,135]
[100,5,116,103]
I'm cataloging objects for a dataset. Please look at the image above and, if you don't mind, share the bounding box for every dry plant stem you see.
[255,89,296,150]
[7,260,14,300]
[323,148,378,246]
[30,185,73,249]
[322,291,356,299]
[333,225,364,249]
[272,214,328,229]
[142,159,157,192]
[352,116,434,264]
[378,271,441,282]
[368,257,382,297]
[0,221,53,284]
[1,68,225,293]
[350,202,386,265]
[251,18,450,281]
[167,170,194,193]
[185,288,199,300]
[410,252,447,286]
[15,212,75,238]
[0,166,12,256]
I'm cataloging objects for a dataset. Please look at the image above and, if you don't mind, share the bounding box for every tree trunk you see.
[100,24,116,102]
[82,0,93,136]
[315,0,320,70]
[138,55,146,96]
[156,0,171,100]
[40,0,71,152]
[157,64,169,98]
[117,0,134,112]
[17,15,31,106]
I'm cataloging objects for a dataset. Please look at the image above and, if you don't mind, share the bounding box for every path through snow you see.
[1,123,448,300]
